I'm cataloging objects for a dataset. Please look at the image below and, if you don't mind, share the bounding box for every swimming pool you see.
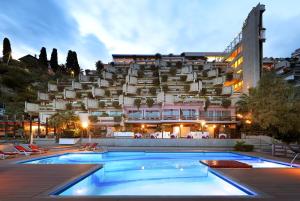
[23,152,292,196]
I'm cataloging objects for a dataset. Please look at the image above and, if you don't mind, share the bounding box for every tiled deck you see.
[0,148,300,201]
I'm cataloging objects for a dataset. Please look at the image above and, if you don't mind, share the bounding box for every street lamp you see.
[81,122,89,143]
[200,120,206,134]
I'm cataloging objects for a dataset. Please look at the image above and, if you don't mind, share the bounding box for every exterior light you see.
[237,113,243,118]
[200,120,206,127]
[141,124,145,129]
[212,124,216,129]
[82,122,89,129]
[180,124,183,128]
[245,120,252,124]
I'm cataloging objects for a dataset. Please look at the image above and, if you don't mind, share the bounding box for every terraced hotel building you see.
[24,4,266,138]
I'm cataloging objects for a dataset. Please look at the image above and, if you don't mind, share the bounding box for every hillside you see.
[0,59,64,115]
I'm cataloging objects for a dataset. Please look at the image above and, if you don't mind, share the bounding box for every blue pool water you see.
[23,152,291,196]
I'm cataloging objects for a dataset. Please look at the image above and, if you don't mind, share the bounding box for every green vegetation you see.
[221,98,231,108]
[39,47,48,66]
[162,85,169,92]
[236,72,300,143]
[2,37,12,64]
[184,85,190,92]
[234,141,254,152]
[134,98,141,109]
[146,98,154,108]
[149,87,157,95]
[161,75,168,82]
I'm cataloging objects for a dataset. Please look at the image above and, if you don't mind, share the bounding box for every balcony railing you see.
[124,115,236,122]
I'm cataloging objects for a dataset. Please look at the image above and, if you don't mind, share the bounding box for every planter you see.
[59,138,80,145]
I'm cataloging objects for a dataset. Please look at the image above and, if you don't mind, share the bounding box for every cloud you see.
[1,0,300,69]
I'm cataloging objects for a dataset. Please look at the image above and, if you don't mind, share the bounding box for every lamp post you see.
[81,122,89,144]
[200,120,206,134]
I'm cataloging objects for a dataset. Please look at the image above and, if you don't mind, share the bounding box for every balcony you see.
[157,92,174,104]
[53,100,67,110]
[213,76,225,86]
[25,102,39,112]
[72,81,82,90]
[37,92,49,101]
[190,81,202,92]
[97,78,109,88]
[122,84,137,95]
[79,74,90,82]
[126,75,138,85]
[102,71,113,80]
[186,72,197,82]
[222,86,233,95]
[208,69,218,77]
[64,89,76,99]
[84,98,99,109]
[119,95,134,106]
[181,66,192,74]
[48,83,58,92]
[92,86,105,97]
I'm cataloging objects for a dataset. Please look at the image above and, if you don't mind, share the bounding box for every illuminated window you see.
[231,57,243,68]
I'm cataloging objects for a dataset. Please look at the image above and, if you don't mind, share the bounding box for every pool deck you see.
[0,148,300,201]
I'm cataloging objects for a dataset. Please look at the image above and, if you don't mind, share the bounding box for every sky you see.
[1,0,300,69]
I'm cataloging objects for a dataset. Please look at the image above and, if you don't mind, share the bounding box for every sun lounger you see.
[88,143,98,151]
[0,150,19,159]
[28,144,48,153]
[79,143,90,151]
[14,145,40,156]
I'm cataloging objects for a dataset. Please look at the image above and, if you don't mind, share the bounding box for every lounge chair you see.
[14,145,40,156]
[79,143,90,151]
[0,150,19,159]
[88,143,98,151]
[28,144,48,153]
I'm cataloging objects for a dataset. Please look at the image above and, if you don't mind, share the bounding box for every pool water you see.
[24,152,291,196]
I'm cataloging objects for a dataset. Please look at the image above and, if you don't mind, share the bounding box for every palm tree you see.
[235,93,250,114]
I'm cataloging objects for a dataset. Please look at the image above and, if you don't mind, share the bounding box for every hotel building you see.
[24,4,266,139]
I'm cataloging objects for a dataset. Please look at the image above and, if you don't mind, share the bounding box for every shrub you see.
[76,92,81,99]
[88,115,99,123]
[162,85,169,92]
[202,71,208,77]
[114,116,122,122]
[215,87,222,95]
[221,99,232,108]
[234,141,254,152]
[136,88,142,95]
[180,75,187,82]
[112,101,121,108]
[184,85,190,92]
[61,129,80,138]
[146,98,154,108]
[134,98,142,109]
[137,70,144,78]
[153,78,160,86]
[99,101,105,108]
[176,61,182,69]
[170,67,177,76]
[105,90,111,97]
[161,75,168,82]
[226,73,233,81]
[87,92,93,98]
[149,87,157,95]
[66,103,72,110]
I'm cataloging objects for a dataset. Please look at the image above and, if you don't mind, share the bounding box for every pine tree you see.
[66,50,73,72]
[50,48,58,72]
[66,50,80,76]
[72,51,80,75]
[39,47,48,66]
[96,60,104,74]
[2,37,12,64]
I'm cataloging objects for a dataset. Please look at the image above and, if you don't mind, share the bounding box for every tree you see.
[2,37,12,64]
[50,48,59,72]
[237,72,300,143]
[162,85,169,92]
[134,98,141,109]
[66,50,80,76]
[39,47,48,66]
[221,98,231,108]
[88,115,99,123]
[146,98,154,108]
[96,60,104,74]
[48,111,80,134]
[149,87,157,95]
